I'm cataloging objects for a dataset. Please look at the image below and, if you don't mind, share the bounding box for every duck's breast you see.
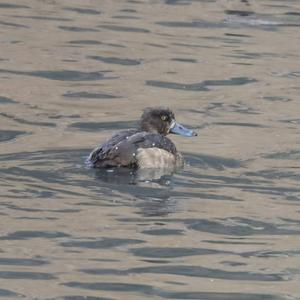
[136,147,176,169]
[133,134,183,169]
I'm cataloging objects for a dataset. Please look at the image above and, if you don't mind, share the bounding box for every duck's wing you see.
[88,129,139,167]
[89,132,178,168]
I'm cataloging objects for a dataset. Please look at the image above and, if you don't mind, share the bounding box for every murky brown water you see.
[1,0,300,299]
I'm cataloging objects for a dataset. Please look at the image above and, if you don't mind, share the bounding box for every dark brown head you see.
[139,107,197,137]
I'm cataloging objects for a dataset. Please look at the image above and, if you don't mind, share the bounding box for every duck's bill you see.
[169,121,197,137]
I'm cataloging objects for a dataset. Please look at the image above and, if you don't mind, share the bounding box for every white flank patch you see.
[137,148,176,169]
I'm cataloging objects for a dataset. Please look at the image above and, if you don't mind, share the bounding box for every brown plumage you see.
[87,107,197,169]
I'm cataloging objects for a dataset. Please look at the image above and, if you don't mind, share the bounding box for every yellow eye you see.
[161,115,167,121]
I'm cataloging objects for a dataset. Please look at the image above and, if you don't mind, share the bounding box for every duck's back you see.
[88,129,180,169]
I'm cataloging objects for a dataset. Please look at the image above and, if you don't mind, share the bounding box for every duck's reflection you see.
[92,167,177,217]
[93,167,175,185]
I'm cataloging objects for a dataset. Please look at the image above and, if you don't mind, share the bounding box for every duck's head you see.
[139,107,197,137]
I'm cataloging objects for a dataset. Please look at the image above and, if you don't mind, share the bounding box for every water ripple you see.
[98,24,150,33]
[55,296,114,300]
[63,91,119,99]
[88,55,141,66]
[58,26,100,32]
[81,265,285,281]
[63,7,101,15]
[0,21,29,28]
[0,288,24,298]
[0,96,17,104]
[146,77,257,91]
[60,237,144,249]
[0,69,114,81]
[0,130,27,142]
[0,271,56,280]
[0,257,48,266]
[61,280,286,300]
[69,121,136,131]
[185,217,300,236]
[130,246,233,258]
[0,3,29,9]
[0,231,71,240]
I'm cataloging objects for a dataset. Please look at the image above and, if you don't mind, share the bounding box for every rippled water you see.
[1,0,300,299]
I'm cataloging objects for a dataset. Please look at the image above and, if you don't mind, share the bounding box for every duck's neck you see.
[139,122,156,133]
[138,119,168,135]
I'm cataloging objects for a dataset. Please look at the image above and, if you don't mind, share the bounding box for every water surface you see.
[0,0,299,299]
